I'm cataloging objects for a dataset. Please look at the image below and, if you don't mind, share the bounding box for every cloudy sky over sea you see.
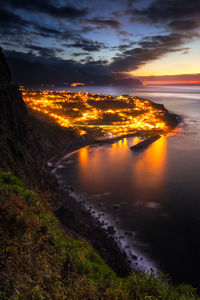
[1,0,200,85]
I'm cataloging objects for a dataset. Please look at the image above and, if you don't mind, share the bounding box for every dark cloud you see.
[5,50,109,85]
[133,0,200,23]
[5,31,192,86]
[65,38,107,52]
[112,42,135,51]
[87,18,121,29]
[79,56,94,63]
[132,0,200,31]
[0,4,90,55]
[1,0,199,84]
[4,0,88,19]
[72,52,89,57]
[33,25,63,37]
[118,30,130,36]
[110,33,190,72]
[168,20,199,31]
[24,44,64,57]
[5,49,141,86]
[0,7,29,28]
[0,6,68,40]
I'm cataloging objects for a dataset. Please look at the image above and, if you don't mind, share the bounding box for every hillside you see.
[0,54,54,195]
[0,47,83,209]
[0,47,199,299]
[0,171,198,299]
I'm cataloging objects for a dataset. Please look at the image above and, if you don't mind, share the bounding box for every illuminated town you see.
[22,89,172,138]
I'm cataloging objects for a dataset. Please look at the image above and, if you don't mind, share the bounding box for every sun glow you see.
[143,80,200,85]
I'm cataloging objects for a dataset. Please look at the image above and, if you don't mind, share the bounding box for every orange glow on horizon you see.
[143,80,200,85]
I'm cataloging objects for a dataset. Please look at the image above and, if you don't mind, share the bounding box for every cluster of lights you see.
[22,89,169,137]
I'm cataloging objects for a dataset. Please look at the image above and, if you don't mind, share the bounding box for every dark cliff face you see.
[0,48,59,206]
[0,47,11,86]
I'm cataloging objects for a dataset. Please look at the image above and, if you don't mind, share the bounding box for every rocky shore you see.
[55,190,132,276]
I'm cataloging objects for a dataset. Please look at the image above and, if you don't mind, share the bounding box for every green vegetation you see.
[0,171,199,299]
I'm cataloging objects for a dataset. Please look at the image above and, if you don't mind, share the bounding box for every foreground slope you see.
[0,171,198,300]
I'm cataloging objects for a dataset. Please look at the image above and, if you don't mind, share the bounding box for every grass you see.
[0,171,199,299]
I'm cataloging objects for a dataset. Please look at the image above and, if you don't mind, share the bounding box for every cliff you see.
[0,47,11,86]
[0,48,60,206]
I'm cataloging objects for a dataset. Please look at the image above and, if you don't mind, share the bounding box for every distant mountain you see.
[5,50,142,87]
[82,75,143,86]
[111,77,142,86]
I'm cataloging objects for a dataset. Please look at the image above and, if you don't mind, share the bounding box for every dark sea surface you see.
[53,85,200,288]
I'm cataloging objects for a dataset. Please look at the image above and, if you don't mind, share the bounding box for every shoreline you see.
[55,166,159,275]
[55,188,132,276]
[49,134,170,277]
[47,98,181,277]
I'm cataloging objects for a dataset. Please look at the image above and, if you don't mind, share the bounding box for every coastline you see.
[50,125,180,277]
[45,95,180,278]
[55,188,132,276]
[53,151,159,276]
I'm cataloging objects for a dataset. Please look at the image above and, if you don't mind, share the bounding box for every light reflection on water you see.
[53,85,200,289]
[134,136,167,197]
[78,136,167,204]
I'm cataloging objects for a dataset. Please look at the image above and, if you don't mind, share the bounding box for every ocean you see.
[52,85,200,289]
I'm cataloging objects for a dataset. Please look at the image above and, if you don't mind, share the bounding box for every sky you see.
[1,0,200,85]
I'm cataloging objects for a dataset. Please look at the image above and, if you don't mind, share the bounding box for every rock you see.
[68,186,74,191]
[132,255,138,260]
[150,268,154,273]
[125,245,131,249]
[125,231,133,236]
[113,204,120,209]
[125,231,132,236]
[0,47,11,86]
[107,226,116,235]
[0,47,60,208]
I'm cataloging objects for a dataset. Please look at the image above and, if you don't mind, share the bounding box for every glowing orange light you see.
[134,136,167,192]
[143,80,200,85]
[22,88,170,137]
[79,147,88,167]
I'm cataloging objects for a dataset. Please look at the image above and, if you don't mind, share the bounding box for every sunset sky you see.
[1,0,200,85]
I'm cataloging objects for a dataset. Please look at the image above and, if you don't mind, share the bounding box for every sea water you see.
[53,85,200,288]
